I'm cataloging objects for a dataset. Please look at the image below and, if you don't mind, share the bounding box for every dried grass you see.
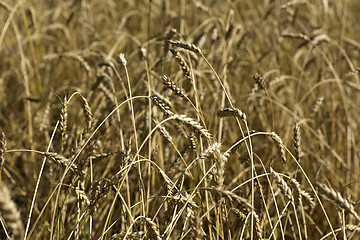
[0,0,359,239]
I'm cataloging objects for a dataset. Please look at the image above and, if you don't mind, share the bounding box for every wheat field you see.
[0,0,360,239]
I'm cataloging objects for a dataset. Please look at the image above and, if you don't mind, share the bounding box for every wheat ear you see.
[0,183,24,239]
[173,114,212,139]
[144,218,161,240]
[217,108,247,121]
[161,75,186,97]
[270,132,287,164]
[289,178,315,208]
[43,152,84,176]
[0,130,6,178]
[170,49,191,81]
[317,183,360,221]
[151,95,174,116]
[79,94,93,130]
[270,167,292,200]
[293,122,302,161]
[60,96,68,137]
[167,40,201,54]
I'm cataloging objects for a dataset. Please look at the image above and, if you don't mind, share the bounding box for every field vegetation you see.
[0,0,360,239]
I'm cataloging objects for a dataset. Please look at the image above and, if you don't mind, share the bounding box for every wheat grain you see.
[253,210,262,240]
[188,133,198,150]
[90,152,118,162]
[346,225,360,232]
[111,231,145,239]
[75,186,90,205]
[280,32,310,41]
[138,47,147,60]
[39,103,51,131]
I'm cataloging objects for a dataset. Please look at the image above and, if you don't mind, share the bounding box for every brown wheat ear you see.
[79,94,93,131]
[270,167,293,200]
[116,53,127,66]
[167,40,201,54]
[217,108,247,121]
[43,152,85,176]
[253,73,266,90]
[270,132,287,164]
[312,95,324,113]
[173,114,212,139]
[60,96,68,137]
[317,183,360,221]
[0,183,24,239]
[289,178,315,208]
[144,217,162,240]
[170,49,191,81]
[0,130,6,178]
[150,95,174,116]
[161,75,186,97]
[152,118,173,143]
[293,122,302,161]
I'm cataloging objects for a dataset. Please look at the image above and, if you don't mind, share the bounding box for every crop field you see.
[0,0,360,239]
